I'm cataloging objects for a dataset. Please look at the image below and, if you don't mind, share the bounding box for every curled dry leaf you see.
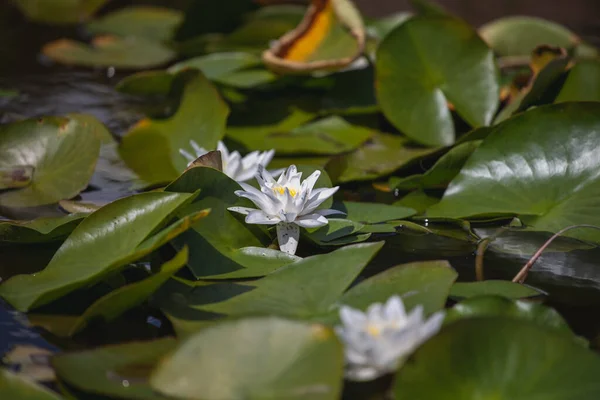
[183,150,223,173]
[262,0,365,74]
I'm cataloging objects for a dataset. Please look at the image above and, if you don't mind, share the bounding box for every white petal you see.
[268,168,285,178]
[384,296,407,321]
[339,306,367,327]
[225,152,242,179]
[345,365,382,382]
[420,311,445,340]
[227,206,256,215]
[235,189,279,216]
[235,167,259,183]
[179,148,196,163]
[277,222,299,255]
[315,208,345,217]
[301,186,340,215]
[190,140,208,157]
[259,149,276,166]
[245,210,280,225]
[256,164,277,188]
[216,140,229,160]
[294,214,328,228]
[302,170,321,193]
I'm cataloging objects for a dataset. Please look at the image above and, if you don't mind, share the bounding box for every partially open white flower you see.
[335,295,444,381]
[228,164,340,255]
[179,140,281,182]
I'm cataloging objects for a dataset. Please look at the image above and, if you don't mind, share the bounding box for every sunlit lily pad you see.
[0,116,102,208]
[150,317,343,400]
[394,318,600,399]
[428,102,600,243]
[42,36,175,69]
[376,15,499,146]
[120,70,229,185]
[0,192,203,311]
[87,6,183,42]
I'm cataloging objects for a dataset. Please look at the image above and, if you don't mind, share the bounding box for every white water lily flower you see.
[335,295,444,381]
[228,164,340,255]
[179,140,281,182]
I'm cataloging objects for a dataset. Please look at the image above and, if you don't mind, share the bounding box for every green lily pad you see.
[150,317,343,400]
[556,60,600,103]
[393,191,440,215]
[0,214,86,244]
[391,141,481,190]
[394,318,600,399]
[68,247,189,335]
[199,242,384,318]
[376,15,499,146]
[479,16,596,58]
[428,102,600,243]
[0,165,33,189]
[0,191,201,311]
[338,260,457,319]
[169,52,262,78]
[334,201,416,223]
[53,338,176,400]
[0,368,62,400]
[0,116,102,208]
[42,36,175,69]
[450,280,544,300]
[12,0,110,25]
[445,296,573,336]
[87,6,183,42]
[120,70,229,185]
[306,219,365,245]
[228,115,371,155]
[327,132,437,183]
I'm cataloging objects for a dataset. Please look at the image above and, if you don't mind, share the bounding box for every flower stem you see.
[276,222,300,255]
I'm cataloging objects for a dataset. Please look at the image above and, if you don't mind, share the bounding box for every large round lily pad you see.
[394,317,600,399]
[0,116,102,208]
[428,102,600,243]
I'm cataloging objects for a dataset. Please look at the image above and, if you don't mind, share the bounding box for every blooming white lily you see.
[335,295,444,381]
[179,140,281,182]
[228,164,340,255]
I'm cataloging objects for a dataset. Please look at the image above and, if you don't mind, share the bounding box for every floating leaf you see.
[68,247,189,335]
[327,132,436,183]
[120,70,229,185]
[42,36,175,69]
[199,242,384,318]
[12,0,110,25]
[391,141,481,191]
[444,296,573,336]
[53,338,176,400]
[339,260,457,318]
[428,103,600,243]
[394,318,600,399]
[449,280,544,300]
[556,60,600,103]
[479,16,596,58]
[0,368,62,400]
[229,116,373,155]
[0,116,102,208]
[151,317,343,400]
[87,6,183,42]
[393,191,439,215]
[306,218,365,245]
[0,214,85,244]
[263,0,365,74]
[0,192,201,311]
[376,15,499,146]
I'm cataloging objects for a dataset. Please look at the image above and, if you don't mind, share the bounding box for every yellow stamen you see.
[273,186,297,197]
[367,324,381,337]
